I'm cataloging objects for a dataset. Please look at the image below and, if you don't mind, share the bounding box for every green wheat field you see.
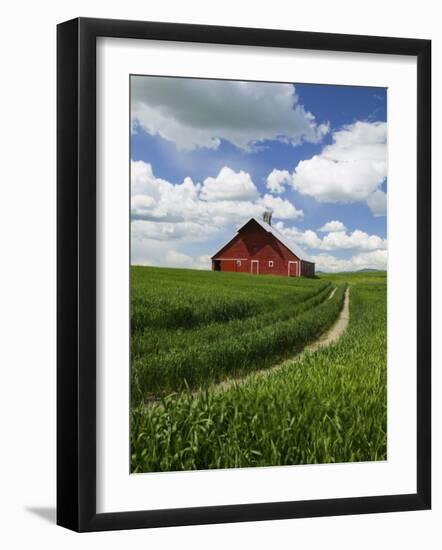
[130,267,387,473]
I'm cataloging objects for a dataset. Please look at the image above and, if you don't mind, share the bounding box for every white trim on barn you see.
[251,260,259,274]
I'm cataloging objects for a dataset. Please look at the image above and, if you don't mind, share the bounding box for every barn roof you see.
[211,217,313,262]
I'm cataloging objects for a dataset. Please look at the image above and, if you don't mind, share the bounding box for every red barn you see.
[211,212,315,277]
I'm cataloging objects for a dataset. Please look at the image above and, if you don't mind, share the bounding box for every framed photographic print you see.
[57,17,431,532]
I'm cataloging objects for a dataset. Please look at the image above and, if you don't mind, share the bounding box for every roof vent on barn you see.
[262,210,273,226]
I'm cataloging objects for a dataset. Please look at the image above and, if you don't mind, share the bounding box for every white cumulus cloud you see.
[366,189,387,216]
[273,220,387,272]
[200,167,259,202]
[131,160,386,271]
[131,161,304,267]
[257,194,303,220]
[266,121,387,215]
[131,241,211,270]
[292,121,386,203]
[266,169,292,194]
[312,250,387,273]
[274,221,386,252]
[320,230,387,251]
[165,250,194,267]
[132,76,329,151]
[131,220,215,242]
[273,223,322,249]
[318,220,347,233]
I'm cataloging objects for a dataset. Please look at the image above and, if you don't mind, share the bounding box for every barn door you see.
[288,261,298,277]
[251,260,259,274]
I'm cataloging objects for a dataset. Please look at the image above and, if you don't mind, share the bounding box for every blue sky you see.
[130,76,387,272]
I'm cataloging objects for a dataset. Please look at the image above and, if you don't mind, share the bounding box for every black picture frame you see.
[57,17,431,532]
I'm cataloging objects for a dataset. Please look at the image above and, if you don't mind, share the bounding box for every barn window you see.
[268,260,274,268]
[236,260,241,266]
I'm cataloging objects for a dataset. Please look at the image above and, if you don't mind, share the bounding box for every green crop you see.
[130,267,387,473]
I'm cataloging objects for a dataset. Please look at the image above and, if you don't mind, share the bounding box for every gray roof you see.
[212,217,313,262]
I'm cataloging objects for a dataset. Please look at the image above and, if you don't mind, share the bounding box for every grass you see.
[131,267,340,397]
[130,267,387,473]
[131,266,329,331]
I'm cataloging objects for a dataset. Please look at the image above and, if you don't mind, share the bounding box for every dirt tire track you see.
[197,286,350,394]
[305,286,349,353]
[145,286,349,404]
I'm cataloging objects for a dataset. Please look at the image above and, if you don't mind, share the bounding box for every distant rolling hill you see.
[316,268,385,274]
